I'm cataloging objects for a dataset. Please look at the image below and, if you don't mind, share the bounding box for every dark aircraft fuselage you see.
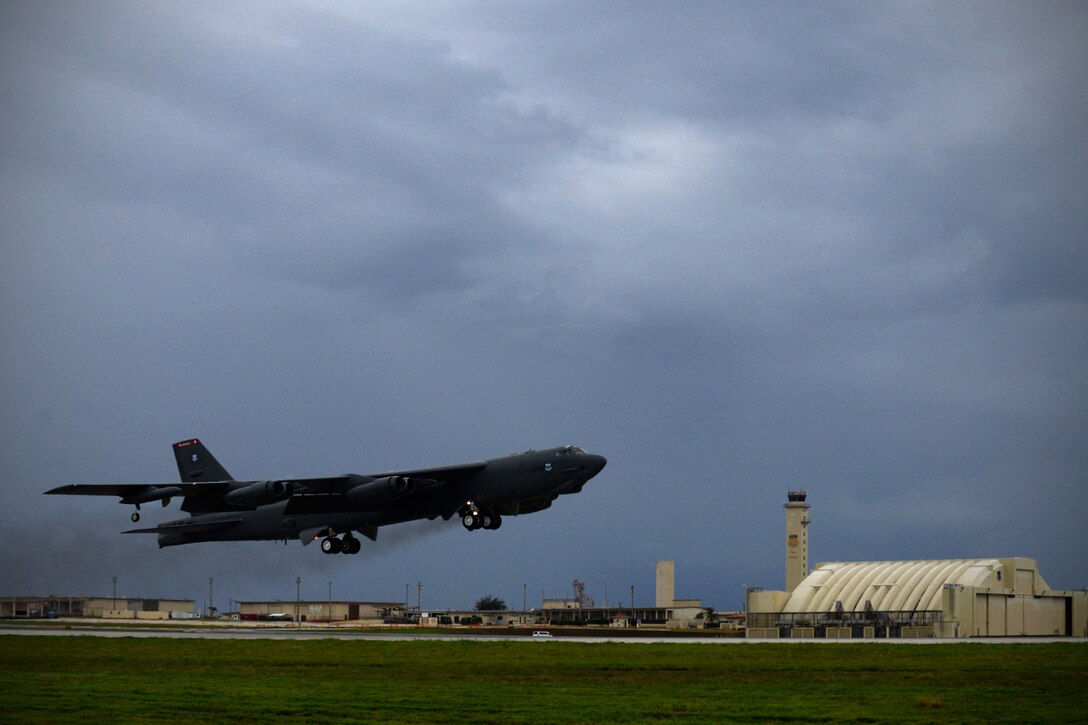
[46,441,607,554]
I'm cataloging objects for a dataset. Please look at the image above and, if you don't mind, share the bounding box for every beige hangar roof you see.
[781,559,1039,613]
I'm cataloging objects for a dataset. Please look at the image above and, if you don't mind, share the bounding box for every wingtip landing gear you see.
[131,505,141,523]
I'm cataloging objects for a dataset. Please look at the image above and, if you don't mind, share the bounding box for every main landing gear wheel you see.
[321,534,361,555]
[460,507,501,531]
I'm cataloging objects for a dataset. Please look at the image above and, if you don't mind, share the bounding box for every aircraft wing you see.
[283,462,487,496]
[124,518,243,535]
[46,477,352,498]
[45,461,488,508]
[45,481,228,504]
[46,483,191,496]
[282,461,487,514]
[362,460,487,480]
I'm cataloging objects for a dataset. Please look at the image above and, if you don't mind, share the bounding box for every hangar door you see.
[974,593,1067,636]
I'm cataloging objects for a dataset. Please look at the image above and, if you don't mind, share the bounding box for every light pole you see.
[328,581,332,626]
[417,581,423,613]
[208,577,214,618]
[296,576,301,628]
[111,576,117,612]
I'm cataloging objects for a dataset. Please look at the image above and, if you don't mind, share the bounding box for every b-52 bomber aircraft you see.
[46,439,606,555]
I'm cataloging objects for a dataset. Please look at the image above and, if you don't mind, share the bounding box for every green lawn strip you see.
[0,637,1084,723]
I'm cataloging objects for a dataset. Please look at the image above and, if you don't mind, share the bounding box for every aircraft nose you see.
[588,454,607,476]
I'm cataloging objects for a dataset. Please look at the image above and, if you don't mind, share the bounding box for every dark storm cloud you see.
[3,1,581,303]
[453,2,909,123]
[1,1,1085,609]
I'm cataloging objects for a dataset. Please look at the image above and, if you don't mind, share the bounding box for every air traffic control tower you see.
[784,491,810,592]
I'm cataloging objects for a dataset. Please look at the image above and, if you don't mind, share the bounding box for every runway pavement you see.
[1,625,1081,644]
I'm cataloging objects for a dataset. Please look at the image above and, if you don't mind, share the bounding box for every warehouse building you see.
[746,493,1087,638]
[536,563,710,628]
[238,600,406,623]
[1,595,194,619]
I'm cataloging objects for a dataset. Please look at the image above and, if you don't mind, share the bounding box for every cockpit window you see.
[556,446,587,456]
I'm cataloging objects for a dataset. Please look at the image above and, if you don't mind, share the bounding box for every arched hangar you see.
[747,557,1087,638]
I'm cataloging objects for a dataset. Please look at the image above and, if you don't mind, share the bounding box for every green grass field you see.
[1,636,1085,723]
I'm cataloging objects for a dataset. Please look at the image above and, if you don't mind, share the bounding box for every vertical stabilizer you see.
[173,439,234,482]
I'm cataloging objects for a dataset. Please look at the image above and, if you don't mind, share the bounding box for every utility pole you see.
[417,581,423,612]
[296,577,301,628]
[523,583,527,613]
[630,585,635,610]
[111,576,117,612]
[208,577,214,618]
[328,581,332,626]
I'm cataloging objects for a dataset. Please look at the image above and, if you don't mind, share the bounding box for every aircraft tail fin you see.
[172,439,234,482]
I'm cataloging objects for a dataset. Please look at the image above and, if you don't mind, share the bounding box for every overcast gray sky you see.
[2,1,1085,612]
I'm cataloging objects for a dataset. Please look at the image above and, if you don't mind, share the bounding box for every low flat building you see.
[1,595,193,619]
[420,609,538,626]
[238,600,406,623]
[540,605,716,628]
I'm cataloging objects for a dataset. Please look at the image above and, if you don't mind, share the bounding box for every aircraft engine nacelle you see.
[345,475,414,505]
[224,480,292,506]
